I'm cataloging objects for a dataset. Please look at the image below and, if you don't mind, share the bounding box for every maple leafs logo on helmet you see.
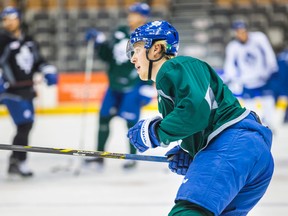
[129,20,179,56]
[151,20,162,27]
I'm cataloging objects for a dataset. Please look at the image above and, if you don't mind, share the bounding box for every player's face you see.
[130,43,150,81]
[235,28,248,43]
[2,15,20,34]
[127,12,146,31]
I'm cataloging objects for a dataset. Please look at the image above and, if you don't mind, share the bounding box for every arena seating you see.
[0,0,287,71]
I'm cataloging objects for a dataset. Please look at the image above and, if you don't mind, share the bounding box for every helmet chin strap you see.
[146,50,164,80]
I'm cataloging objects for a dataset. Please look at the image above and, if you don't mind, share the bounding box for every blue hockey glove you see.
[41,65,58,86]
[0,77,8,93]
[127,116,162,153]
[165,145,193,175]
[85,28,98,41]
[85,28,106,44]
[44,73,58,86]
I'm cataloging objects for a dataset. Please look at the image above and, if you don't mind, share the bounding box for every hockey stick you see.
[51,39,96,174]
[78,39,95,150]
[0,144,169,163]
[71,38,96,175]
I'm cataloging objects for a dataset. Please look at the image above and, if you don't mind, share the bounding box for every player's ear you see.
[153,43,163,56]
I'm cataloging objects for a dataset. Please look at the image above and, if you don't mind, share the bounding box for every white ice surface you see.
[0,110,287,216]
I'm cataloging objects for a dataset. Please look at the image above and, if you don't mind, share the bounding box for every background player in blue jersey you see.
[126,20,274,215]
[223,20,278,130]
[0,7,58,177]
[277,48,288,123]
[84,2,155,170]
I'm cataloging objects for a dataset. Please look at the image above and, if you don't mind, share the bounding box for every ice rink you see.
[0,109,287,216]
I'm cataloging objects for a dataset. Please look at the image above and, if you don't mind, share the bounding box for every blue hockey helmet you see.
[232,20,247,30]
[129,2,150,17]
[128,20,179,57]
[1,6,21,20]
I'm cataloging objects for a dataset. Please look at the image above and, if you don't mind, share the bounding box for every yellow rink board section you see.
[0,102,159,116]
[0,98,286,116]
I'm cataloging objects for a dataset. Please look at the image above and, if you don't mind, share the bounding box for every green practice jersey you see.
[155,56,249,157]
[97,26,141,91]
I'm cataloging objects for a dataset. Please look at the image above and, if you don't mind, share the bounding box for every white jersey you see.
[223,32,278,89]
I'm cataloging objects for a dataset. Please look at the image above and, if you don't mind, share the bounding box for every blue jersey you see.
[276,49,288,96]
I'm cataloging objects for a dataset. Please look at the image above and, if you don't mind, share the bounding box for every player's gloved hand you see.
[165,145,193,175]
[41,65,58,86]
[85,28,106,44]
[44,73,58,86]
[0,76,8,93]
[127,116,162,153]
[85,28,98,41]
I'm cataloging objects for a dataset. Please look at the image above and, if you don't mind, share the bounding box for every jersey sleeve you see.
[97,42,113,62]
[29,37,51,72]
[255,32,278,75]
[223,42,240,83]
[0,33,10,60]
[97,26,129,63]
[156,60,212,145]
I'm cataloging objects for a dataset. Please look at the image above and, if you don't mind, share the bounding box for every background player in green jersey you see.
[126,20,274,215]
[84,2,154,170]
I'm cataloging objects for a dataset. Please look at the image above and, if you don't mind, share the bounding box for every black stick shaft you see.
[0,144,168,163]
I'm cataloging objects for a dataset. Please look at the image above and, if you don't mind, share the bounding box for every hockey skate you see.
[84,157,104,172]
[8,158,33,177]
[284,108,288,124]
[123,161,137,170]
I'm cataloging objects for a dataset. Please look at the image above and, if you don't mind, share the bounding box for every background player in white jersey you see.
[223,20,278,129]
[126,20,273,215]
[84,2,155,170]
[0,7,58,177]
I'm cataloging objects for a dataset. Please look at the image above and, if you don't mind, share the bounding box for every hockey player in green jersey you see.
[127,20,274,215]
[85,2,154,169]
